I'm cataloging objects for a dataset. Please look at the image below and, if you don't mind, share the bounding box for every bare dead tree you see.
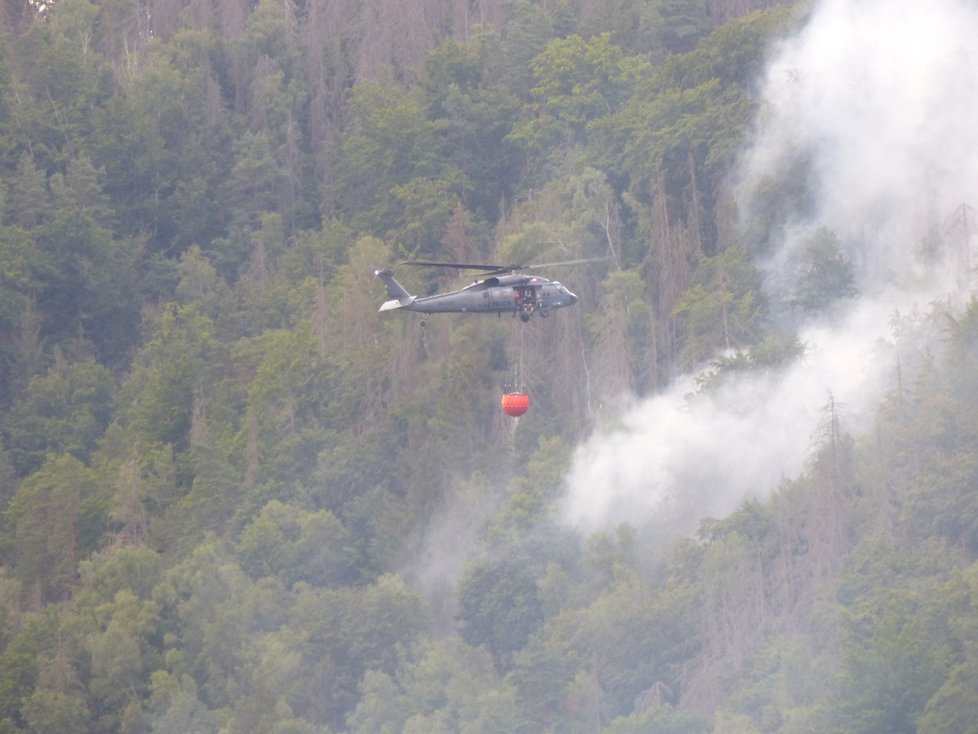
[945,203,977,299]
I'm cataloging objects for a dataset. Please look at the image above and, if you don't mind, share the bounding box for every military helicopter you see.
[374,259,594,322]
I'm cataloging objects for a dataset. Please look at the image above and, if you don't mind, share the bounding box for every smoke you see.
[400,474,505,634]
[563,0,978,535]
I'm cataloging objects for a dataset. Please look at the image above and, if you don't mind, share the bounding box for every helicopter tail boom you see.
[375,268,417,311]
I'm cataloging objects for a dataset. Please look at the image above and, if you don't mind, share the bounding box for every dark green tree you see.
[786,227,858,313]
[32,156,142,362]
[324,74,448,249]
[3,358,115,476]
[456,556,544,671]
[672,245,763,367]
[640,0,712,61]
[831,580,956,733]
[4,152,50,229]
[0,606,61,730]
[21,688,91,734]
[509,33,648,180]
[283,575,429,728]
[235,501,355,587]
[498,1,556,100]
[5,0,103,170]
[6,454,106,604]
[92,28,235,257]
[119,303,221,451]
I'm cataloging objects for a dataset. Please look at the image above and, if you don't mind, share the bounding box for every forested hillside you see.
[4,0,978,731]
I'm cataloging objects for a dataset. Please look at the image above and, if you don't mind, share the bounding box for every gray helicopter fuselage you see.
[375,269,578,319]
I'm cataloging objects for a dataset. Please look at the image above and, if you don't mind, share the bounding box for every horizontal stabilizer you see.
[379,296,416,311]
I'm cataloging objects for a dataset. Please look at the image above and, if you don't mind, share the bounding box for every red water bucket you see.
[501,392,530,417]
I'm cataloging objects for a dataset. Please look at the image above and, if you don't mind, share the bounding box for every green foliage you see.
[831,580,956,733]
[643,0,713,59]
[918,661,978,734]
[510,33,650,165]
[141,670,224,733]
[785,227,858,313]
[0,153,143,367]
[120,303,221,451]
[3,358,115,476]
[152,539,287,711]
[6,1,103,170]
[93,28,236,256]
[4,153,49,228]
[420,35,524,226]
[21,688,91,734]
[78,587,162,726]
[672,245,763,367]
[502,436,573,528]
[236,501,355,587]
[917,563,978,733]
[654,5,798,90]
[696,333,805,392]
[284,575,430,728]
[7,2,978,732]
[74,545,164,606]
[498,1,556,99]
[6,454,106,602]
[0,607,60,731]
[456,555,544,671]
[324,75,450,248]
[598,77,751,244]
[604,704,711,734]
[347,639,518,734]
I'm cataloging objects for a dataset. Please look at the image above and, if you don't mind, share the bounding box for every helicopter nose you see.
[566,289,578,305]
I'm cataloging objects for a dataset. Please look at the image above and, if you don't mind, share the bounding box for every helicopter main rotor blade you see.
[400,260,522,272]
[400,256,607,273]
[520,256,609,270]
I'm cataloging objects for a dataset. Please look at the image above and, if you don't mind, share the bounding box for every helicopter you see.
[374,259,593,322]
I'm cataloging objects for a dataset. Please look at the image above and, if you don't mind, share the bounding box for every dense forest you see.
[4,0,978,731]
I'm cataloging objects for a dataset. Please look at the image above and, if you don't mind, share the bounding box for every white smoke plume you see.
[563,0,978,535]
